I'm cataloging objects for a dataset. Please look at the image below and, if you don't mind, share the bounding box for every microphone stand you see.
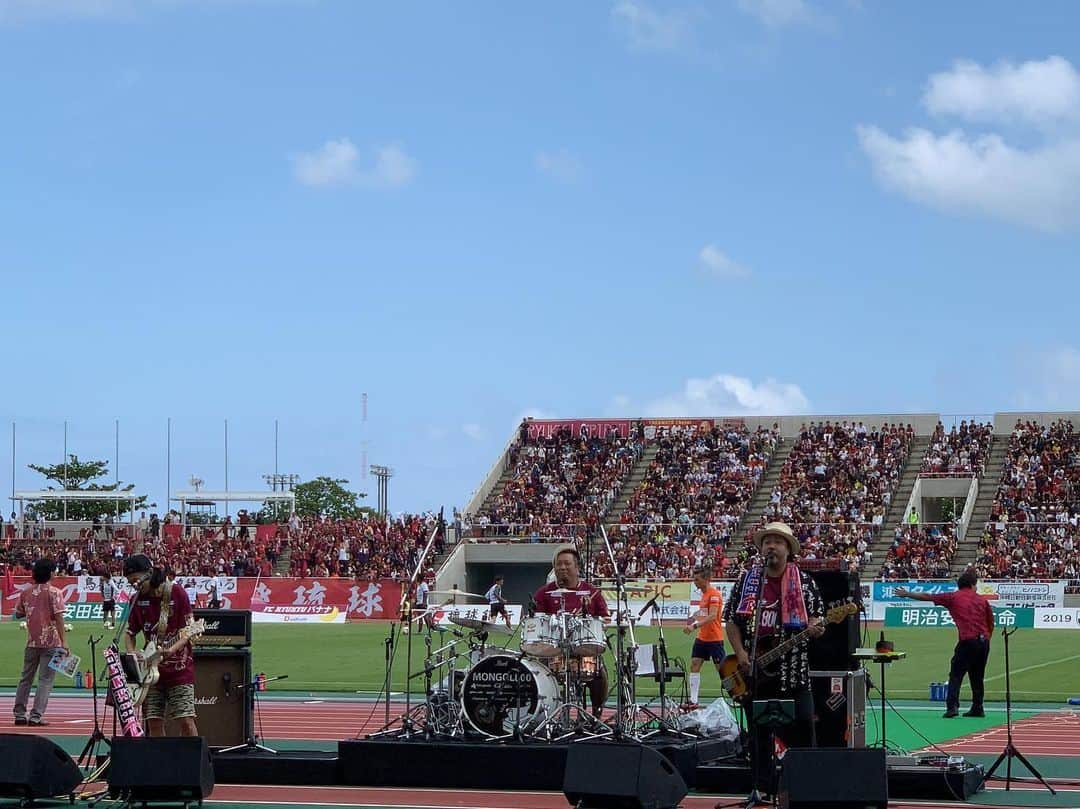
[219,674,289,754]
[372,516,444,738]
[75,633,111,778]
[598,524,633,740]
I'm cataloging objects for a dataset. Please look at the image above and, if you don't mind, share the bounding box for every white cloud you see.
[857,124,1080,232]
[1019,346,1080,408]
[462,424,486,442]
[737,0,811,27]
[627,373,809,417]
[924,57,1080,129]
[858,56,1080,232]
[293,139,416,189]
[535,150,582,184]
[611,1,693,51]
[699,245,751,279]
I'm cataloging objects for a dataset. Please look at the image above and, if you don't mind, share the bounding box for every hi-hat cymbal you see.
[431,588,485,599]
[449,615,513,635]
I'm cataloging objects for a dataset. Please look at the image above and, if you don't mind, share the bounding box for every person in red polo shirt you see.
[897,569,994,718]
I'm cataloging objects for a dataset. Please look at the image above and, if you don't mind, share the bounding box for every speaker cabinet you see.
[563,742,688,809]
[165,648,251,747]
[0,734,82,800]
[108,736,215,803]
[780,748,887,809]
[807,569,861,671]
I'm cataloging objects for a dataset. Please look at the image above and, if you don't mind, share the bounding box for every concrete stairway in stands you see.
[951,437,1009,573]
[732,439,796,542]
[871,434,932,565]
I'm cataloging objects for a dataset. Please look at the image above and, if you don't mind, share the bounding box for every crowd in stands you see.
[974,419,1080,585]
[879,524,958,579]
[0,510,441,582]
[921,421,994,476]
[470,423,645,538]
[745,421,914,567]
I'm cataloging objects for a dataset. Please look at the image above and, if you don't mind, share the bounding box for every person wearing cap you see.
[533,545,610,717]
[122,554,199,737]
[722,522,825,799]
[13,558,68,727]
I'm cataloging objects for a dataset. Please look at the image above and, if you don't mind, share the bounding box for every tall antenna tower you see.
[361,392,369,482]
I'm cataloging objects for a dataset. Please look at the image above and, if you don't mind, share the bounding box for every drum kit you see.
[385,584,682,743]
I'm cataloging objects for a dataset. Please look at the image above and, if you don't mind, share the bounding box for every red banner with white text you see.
[2,576,404,621]
[525,419,632,440]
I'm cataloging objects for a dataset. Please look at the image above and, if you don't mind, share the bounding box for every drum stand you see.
[638,622,695,739]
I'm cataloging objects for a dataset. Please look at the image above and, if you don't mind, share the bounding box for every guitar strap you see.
[156,580,173,638]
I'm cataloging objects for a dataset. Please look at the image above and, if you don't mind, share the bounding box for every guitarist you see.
[722,522,825,800]
[122,555,200,738]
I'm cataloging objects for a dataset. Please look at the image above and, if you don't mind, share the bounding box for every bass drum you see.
[461,654,560,738]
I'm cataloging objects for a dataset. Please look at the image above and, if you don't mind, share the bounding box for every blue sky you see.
[2,0,1079,513]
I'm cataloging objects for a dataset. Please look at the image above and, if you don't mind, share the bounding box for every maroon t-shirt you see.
[127,583,195,688]
[533,581,610,617]
[931,588,994,642]
[756,575,783,638]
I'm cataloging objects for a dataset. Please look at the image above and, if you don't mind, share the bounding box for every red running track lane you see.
[185,783,1080,809]
[0,695,404,740]
[917,710,1080,756]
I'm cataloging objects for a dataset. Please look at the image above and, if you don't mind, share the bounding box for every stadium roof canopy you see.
[14,489,147,501]
[170,490,295,504]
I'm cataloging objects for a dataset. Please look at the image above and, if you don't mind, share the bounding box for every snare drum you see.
[520,614,562,657]
[546,654,602,682]
[568,616,607,657]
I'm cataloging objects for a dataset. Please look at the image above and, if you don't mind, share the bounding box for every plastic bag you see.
[676,696,740,741]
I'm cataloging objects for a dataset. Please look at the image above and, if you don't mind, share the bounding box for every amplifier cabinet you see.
[166,648,252,748]
[192,609,252,648]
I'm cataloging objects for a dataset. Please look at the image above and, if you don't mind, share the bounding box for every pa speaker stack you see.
[0,735,82,801]
[562,742,688,808]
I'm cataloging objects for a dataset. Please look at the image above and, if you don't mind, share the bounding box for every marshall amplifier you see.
[192,609,252,648]
[166,648,252,748]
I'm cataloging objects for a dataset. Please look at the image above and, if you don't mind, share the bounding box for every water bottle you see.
[258,672,267,691]
[75,672,84,689]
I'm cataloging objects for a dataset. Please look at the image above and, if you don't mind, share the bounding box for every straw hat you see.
[752,521,801,556]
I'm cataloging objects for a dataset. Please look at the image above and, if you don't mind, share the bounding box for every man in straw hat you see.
[533,544,609,717]
[722,522,825,802]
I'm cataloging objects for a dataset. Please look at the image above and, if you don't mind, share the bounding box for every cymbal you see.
[549,588,592,596]
[431,588,485,598]
[449,615,513,635]
[600,584,651,594]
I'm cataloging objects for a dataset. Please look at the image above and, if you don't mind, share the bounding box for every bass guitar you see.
[719,603,857,700]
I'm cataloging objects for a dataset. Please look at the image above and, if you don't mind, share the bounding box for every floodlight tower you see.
[370,465,393,516]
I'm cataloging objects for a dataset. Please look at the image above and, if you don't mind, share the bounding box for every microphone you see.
[637,595,659,618]
[223,672,231,697]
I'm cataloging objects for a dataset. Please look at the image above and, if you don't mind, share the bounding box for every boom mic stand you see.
[372,516,444,739]
[75,633,112,780]
[219,674,289,754]
[984,627,1056,794]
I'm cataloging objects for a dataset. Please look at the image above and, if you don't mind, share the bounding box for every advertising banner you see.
[250,605,347,624]
[433,604,523,629]
[884,606,1034,628]
[1032,608,1080,629]
[524,419,632,441]
[872,580,1066,619]
[6,576,404,621]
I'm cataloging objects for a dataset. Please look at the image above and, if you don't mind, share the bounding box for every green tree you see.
[291,476,370,520]
[27,455,151,521]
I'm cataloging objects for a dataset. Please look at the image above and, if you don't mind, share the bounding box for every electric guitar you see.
[125,619,206,706]
[719,603,857,700]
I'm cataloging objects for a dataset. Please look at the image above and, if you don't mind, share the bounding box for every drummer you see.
[532,545,609,717]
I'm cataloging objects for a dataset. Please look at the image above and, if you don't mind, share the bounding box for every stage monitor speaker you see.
[168,648,252,747]
[0,734,82,800]
[779,748,887,809]
[108,736,215,803]
[807,569,861,671]
[563,742,688,809]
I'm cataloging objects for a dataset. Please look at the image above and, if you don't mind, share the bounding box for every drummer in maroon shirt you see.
[533,546,610,717]
[897,570,994,718]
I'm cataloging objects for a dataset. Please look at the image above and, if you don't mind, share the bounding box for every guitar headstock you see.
[181,619,207,640]
[825,602,859,624]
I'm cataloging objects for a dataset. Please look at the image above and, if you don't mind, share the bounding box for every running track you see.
[917,710,1080,756]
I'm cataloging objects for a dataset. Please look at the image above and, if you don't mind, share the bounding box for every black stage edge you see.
[338,737,737,791]
[215,740,984,802]
[212,749,338,785]
[695,757,986,801]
